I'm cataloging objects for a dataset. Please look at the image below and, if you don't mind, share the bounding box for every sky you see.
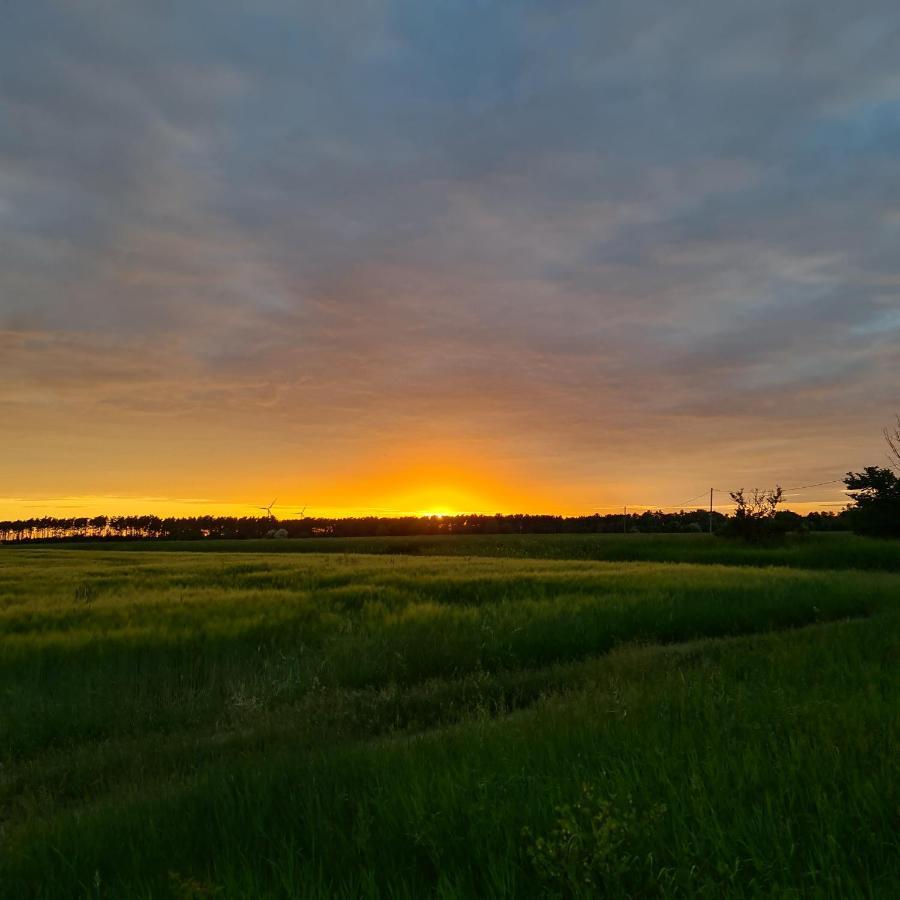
[2,1,899,519]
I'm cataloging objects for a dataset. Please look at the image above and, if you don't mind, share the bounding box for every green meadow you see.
[1,538,898,898]
[49,530,900,571]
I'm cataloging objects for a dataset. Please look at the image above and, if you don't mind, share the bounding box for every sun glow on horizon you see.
[0,492,852,521]
[0,434,855,522]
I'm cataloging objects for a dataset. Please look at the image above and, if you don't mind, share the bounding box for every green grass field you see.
[2,537,898,897]
[44,531,900,571]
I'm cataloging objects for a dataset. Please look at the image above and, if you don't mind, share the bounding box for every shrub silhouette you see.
[719,487,789,543]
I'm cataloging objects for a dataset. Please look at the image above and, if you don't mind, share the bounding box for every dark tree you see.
[844,466,900,537]
[842,416,900,537]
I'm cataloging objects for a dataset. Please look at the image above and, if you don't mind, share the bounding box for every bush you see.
[718,487,790,543]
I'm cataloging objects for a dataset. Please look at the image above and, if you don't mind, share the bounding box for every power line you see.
[713,479,844,494]
[590,491,711,511]
[781,479,844,492]
[591,478,848,516]
[670,491,710,509]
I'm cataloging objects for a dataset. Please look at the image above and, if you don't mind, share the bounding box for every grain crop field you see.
[1,539,898,898]
[46,531,900,571]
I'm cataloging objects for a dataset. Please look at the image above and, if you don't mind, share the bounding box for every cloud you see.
[1,0,898,511]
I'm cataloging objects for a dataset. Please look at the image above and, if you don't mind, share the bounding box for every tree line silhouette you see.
[0,508,851,544]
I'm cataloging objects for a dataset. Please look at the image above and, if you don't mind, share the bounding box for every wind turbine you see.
[295,505,307,518]
[256,498,278,520]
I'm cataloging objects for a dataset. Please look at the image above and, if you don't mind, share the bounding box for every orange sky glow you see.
[0,442,856,521]
[2,4,897,520]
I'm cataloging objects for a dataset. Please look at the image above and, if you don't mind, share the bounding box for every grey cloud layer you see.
[2,0,899,486]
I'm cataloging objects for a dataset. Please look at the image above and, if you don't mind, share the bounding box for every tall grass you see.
[1,548,897,897]
[27,531,900,572]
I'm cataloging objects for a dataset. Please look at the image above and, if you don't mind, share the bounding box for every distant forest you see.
[0,509,850,543]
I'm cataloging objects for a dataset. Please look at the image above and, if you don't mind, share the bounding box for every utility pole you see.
[623,505,627,535]
[709,488,714,534]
